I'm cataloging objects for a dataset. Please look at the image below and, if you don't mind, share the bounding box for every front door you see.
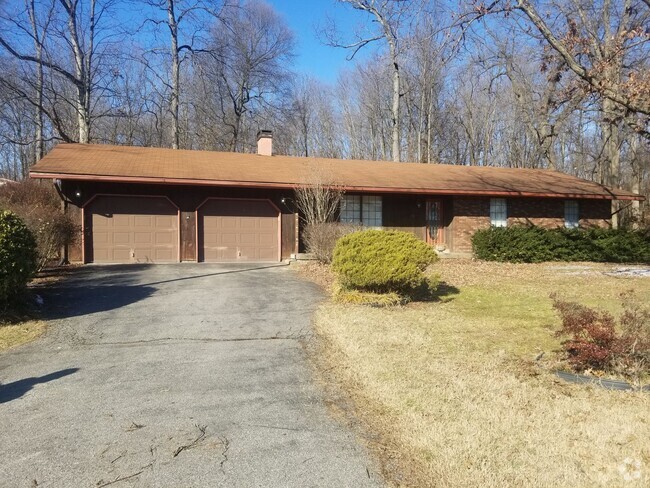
[426,199,444,247]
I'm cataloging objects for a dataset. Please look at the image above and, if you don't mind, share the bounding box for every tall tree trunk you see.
[61,0,91,143]
[167,0,180,149]
[27,0,45,160]
[34,51,44,157]
[387,38,400,162]
[601,98,621,227]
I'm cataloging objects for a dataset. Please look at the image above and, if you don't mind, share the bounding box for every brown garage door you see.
[199,199,279,262]
[88,196,179,263]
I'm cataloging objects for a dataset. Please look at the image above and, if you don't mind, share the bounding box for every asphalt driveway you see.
[0,264,380,487]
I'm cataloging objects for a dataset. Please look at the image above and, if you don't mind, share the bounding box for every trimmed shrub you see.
[332,230,439,295]
[304,222,362,264]
[0,180,79,269]
[472,226,650,263]
[0,211,38,310]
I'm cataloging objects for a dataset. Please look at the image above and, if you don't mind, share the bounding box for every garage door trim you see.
[82,193,181,264]
[196,197,282,262]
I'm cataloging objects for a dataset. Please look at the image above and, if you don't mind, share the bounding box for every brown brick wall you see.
[450,197,612,253]
[508,198,564,227]
[579,199,612,227]
[450,197,490,253]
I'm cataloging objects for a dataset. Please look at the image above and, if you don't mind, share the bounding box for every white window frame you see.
[564,200,579,229]
[490,198,508,227]
[340,194,382,227]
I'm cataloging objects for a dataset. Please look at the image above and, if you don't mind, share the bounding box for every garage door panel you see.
[259,219,276,230]
[94,231,109,245]
[221,247,238,260]
[113,214,131,227]
[134,232,153,244]
[93,249,110,262]
[259,233,276,246]
[113,249,132,262]
[240,218,257,230]
[154,248,175,261]
[221,217,238,229]
[238,248,256,259]
[133,216,152,228]
[113,232,130,245]
[155,215,175,227]
[258,248,277,261]
[221,233,239,246]
[155,232,173,245]
[89,196,178,264]
[200,199,279,262]
[240,233,256,245]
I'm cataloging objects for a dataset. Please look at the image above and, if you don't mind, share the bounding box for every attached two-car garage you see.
[85,195,280,264]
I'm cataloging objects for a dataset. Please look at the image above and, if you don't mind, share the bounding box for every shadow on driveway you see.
[41,284,157,320]
[0,368,79,404]
[141,263,289,287]
[38,262,290,320]
[39,264,157,320]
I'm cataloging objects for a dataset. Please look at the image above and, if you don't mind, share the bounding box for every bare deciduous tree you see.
[139,0,226,149]
[294,163,344,225]
[0,0,121,144]
[325,0,424,162]
[195,0,295,152]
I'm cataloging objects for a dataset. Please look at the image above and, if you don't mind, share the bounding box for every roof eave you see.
[28,171,644,201]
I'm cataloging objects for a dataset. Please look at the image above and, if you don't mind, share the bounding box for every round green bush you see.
[0,210,38,308]
[332,230,438,294]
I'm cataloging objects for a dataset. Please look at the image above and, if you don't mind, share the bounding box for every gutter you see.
[29,171,645,201]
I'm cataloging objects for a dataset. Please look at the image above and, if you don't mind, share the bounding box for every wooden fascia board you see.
[28,171,644,201]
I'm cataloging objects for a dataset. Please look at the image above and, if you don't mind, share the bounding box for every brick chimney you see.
[257,130,273,156]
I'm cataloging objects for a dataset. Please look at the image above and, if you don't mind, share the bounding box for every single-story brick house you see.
[29,132,642,264]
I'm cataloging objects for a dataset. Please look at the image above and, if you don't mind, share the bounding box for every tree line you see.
[0,0,648,222]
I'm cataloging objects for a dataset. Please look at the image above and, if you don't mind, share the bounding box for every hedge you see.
[472,226,650,263]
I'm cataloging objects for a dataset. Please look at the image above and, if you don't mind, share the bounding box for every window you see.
[340,194,382,226]
[490,198,507,227]
[340,195,361,223]
[362,195,383,227]
[565,200,579,229]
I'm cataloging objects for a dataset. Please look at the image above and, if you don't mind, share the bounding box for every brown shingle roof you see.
[30,143,642,200]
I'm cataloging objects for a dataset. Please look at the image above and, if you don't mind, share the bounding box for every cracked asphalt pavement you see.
[0,264,381,487]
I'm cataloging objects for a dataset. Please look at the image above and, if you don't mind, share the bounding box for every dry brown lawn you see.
[0,267,68,352]
[302,260,650,488]
[0,320,46,351]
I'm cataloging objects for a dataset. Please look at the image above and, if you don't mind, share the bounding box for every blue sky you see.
[267,0,375,84]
